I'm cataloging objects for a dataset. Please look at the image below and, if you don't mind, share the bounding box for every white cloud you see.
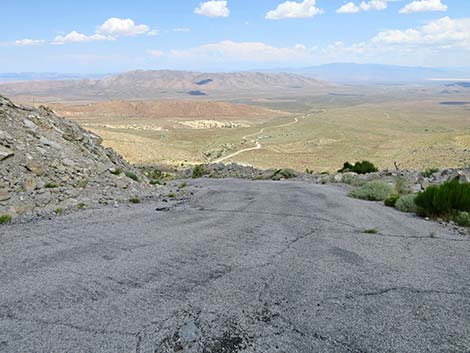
[194,1,230,18]
[51,31,112,45]
[170,40,310,62]
[147,49,165,57]
[337,3,360,13]
[372,16,470,48]
[51,18,151,45]
[400,0,447,14]
[337,0,387,14]
[172,28,191,32]
[147,29,160,37]
[14,39,46,46]
[97,18,150,37]
[265,0,324,20]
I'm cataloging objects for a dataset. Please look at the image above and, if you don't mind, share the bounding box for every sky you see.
[0,0,469,73]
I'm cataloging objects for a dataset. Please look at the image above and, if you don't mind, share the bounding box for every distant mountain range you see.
[0,70,330,101]
[262,63,470,84]
[0,72,107,83]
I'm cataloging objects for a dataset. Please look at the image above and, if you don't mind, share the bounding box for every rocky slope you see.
[0,95,156,220]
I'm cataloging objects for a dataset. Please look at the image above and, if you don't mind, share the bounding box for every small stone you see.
[25,161,45,176]
[39,136,62,150]
[22,178,37,192]
[23,119,38,131]
[0,190,10,202]
[0,146,13,160]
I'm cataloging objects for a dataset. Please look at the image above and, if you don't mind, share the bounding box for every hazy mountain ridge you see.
[0,70,330,101]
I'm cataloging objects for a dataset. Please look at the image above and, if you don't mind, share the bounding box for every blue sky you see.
[0,0,469,73]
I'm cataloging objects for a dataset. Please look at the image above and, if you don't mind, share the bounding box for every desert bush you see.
[53,208,63,215]
[422,168,439,178]
[415,180,470,217]
[349,180,393,201]
[339,161,378,174]
[192,165,205,179]
[179,182,188,189]
[77,203,87,209]
[363,228,379,234]
[395,194,418,213]
[454,212,470,227]
[0,214,12,224]
[110,168,122,176]
[384,194,400,207]
[272,169,296,181]
[342,174,366,187]
[394,177,411,195]
[129,197,141,204]
[125,171,139,182]
[145,169,163,180]
[45,182,59,189]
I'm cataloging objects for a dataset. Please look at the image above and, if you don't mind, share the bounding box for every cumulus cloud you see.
[337,0,387,14]
[399,0,447,14]
[52,31,112,45]
[169,40,310,62]
[265,0,324,20]
[97,18,150,37]
[52,18,151,45]
[372,16,470,48]
[14,39,46,46]
[194,1,230,18]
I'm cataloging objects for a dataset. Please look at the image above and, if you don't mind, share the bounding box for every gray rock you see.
[0,189,10,201]
[0,146,13,160]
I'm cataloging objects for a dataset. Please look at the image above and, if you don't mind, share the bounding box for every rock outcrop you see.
[0,95,154,220]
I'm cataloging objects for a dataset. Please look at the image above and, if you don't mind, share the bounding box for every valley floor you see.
[1,179,469,352]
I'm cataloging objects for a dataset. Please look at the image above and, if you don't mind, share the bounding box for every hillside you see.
[0,95,155,220]
[49,100,287,119]
[0,70,331,102]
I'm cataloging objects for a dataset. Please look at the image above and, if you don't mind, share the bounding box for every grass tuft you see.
[349,180,393,201]
[125,171,139,182]
[0,214,12,224]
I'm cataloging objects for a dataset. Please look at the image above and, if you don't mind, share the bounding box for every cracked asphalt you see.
[1,179,469,353]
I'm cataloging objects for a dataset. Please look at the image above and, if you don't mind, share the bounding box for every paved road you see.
[1,179,469,353]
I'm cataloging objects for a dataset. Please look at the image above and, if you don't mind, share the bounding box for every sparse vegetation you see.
[364,228,379,234]
[45,182,59,189]
[129,197,141,204]
[110,168,122,176]
[349,180,393,201]
[339,161,378,175]
[395,194,418,213]
[0,214,12,224]
[422,168,439,178]
[150,179,161,185]
[77,179,88,188]
[384,194,400,207]
[53,208,63,216]
[454,212,470,227]
[415,180,470,217]
[192,165,205,179]
[342,174,366,187]
[272,169,296,181]
[125,171,139,182]
[394,177,411,195]
[77,203,87,209]
[179,182,188,189]
[168,192,176,198]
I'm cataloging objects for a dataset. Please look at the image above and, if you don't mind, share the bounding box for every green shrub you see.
[384,194,400,207]
[272,169,296,181]
[395,194,418,213]
[145,169,163,180]
[422,168,439,178]
[168,192,176,198]
[415,180,470,217]
[77,203,87,209]
[129,197,141,204]
[349,180,393,201]
[0,214,12,224]
[339,161,378,174]
[342,174,366,187]
[54,208,63,216]
[149,179,161,185]
[110,168,122,176]
[45,182,59,189]
[454,212,470,227]
[363,228,379,234]
[394,177,411,195]
[125,171,139,182]
[192,165,205,179]
[179,182,188,189]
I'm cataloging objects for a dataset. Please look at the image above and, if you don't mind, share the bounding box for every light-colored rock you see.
[0,146,13,160]
[22,178,37,192]
[0,190,11,202]
[39,136,62,150]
